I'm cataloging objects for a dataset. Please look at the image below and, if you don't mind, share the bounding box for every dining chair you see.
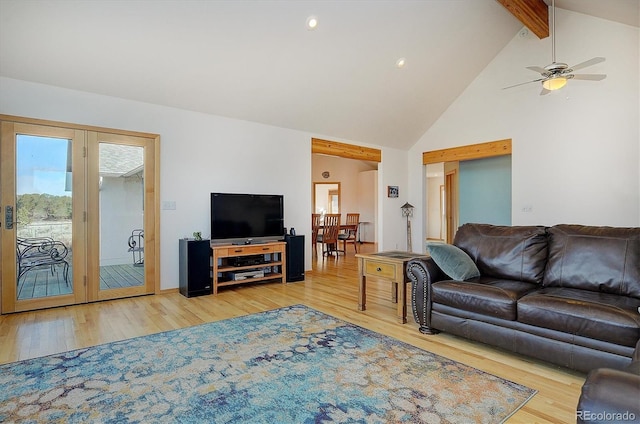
[311,213,321,256]
[338,213,360,253]
[318,213,341,259]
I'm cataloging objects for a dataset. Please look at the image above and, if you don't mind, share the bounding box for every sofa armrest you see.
[632,338,640,363]
[577,368,640,424]
[407,257,446,334]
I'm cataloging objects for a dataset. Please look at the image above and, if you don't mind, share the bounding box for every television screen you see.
[211,193,284,242]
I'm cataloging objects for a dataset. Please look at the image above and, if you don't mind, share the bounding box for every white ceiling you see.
[0,0,637,150]
[548,0,639,28]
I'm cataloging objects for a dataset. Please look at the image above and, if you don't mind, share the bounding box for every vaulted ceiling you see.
[0,1,637,150]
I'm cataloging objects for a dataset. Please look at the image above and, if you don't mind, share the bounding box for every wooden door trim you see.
[0,114,159,139]
[422,139,511,165]
[312,138,381,162]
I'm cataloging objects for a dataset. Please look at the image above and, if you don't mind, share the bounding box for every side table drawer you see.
[365,260,396,279]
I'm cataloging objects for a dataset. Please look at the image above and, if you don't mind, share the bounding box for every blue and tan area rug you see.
[0,305,535,423]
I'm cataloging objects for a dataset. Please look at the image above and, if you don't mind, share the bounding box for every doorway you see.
[314,182,341,218]
[0,117,159,313]
[423,139,512,244]
[311,138,381,245]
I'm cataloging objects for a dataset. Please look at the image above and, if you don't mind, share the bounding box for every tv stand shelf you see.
[211,241,287,294]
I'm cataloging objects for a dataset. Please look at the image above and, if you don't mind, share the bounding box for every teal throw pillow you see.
[426,242,480,281]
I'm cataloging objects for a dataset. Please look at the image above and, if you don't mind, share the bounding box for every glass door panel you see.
[99,143,145,290]
[16,135,73,299]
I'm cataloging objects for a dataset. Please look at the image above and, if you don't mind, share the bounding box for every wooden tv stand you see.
[211,241,287,295]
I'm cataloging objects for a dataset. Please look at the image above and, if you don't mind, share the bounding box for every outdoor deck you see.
[17,264,144,300]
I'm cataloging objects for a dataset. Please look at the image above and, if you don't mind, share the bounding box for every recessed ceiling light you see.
[396,58,406,69]
[306,16,318,30]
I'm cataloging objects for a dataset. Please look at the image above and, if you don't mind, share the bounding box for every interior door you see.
[444,162,459,244]
[86,132,157,301]
[1,122,87,313]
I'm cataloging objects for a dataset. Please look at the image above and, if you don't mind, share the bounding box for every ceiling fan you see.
[504,0,606,95]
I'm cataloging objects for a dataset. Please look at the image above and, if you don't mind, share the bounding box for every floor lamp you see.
[401,202,414,252]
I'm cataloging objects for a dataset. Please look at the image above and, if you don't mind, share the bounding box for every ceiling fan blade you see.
[571,73,607,81]
[540,88,551,96]
[569,57,605,71]
[502,78,545,90]
[526,66,548,74]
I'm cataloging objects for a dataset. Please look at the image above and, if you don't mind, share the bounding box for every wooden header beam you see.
[422,139,512,165]
[312,138,381,163]
[497,0,549,39]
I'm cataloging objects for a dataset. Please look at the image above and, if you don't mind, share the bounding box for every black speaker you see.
[284,234,305,282]
[179,239,212,297]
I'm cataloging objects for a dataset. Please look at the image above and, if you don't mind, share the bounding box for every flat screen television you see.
[210,192,284,243]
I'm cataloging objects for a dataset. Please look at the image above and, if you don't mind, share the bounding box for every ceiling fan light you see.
[306,16,318,30]
[542,77,567,91]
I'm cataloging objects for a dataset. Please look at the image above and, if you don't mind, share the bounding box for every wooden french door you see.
[1,117,159,313]
[1,122,87,313]
[86,132,157,302]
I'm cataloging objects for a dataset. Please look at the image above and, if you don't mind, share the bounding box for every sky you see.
[16,135,71,197]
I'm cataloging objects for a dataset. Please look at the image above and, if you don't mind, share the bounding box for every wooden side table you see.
[356,251,430,324]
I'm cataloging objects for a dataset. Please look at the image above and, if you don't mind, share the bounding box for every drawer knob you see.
[377,267,382,272]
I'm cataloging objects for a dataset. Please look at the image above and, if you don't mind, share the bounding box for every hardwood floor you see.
[0,243,585,423]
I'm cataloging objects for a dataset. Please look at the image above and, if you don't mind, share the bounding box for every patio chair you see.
[128,229,144,267]
[16,236,70,286]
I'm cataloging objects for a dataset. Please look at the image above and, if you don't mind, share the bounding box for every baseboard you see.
[160,288,180,294]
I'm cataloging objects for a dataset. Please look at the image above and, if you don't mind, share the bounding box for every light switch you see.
[162,201,177,210]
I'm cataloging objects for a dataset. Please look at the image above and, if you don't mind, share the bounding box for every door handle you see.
[4,206,19,230]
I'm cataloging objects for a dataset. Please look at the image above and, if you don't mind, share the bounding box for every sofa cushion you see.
[426,242,480,281]
[453,223,548,284]
[433,278,539,321]
[518,287,640,348]
[544,225,640,298]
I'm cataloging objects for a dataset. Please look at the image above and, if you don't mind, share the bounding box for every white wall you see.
[358,170,377,243]
[409,9,640,251]
[99,176,143,266]
[1,77,408,290]
[380,146,410,251]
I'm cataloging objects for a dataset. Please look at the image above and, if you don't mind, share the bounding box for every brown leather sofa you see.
[406,223,640,374]
[576,339,640,423]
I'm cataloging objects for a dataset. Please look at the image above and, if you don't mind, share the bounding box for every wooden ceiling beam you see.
[497,0,549,39]
[312,138,381,162]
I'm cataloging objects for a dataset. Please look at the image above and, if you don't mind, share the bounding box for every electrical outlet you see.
[521,205,533,213]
